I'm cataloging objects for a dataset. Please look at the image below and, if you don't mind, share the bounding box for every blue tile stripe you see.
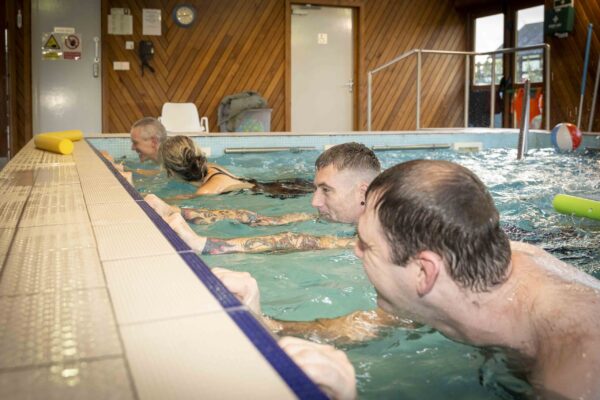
[86,138,328,399]
[179,252,242,308]
[136,201,192,252]
[228,309,329,400]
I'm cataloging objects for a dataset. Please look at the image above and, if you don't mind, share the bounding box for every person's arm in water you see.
[145,194,315,226]
[212,268,416,345]
[134,168,161,177]
[99,151,159,175]
[165,213,354,255]
[182,208,315,226]
[99,151,134,185]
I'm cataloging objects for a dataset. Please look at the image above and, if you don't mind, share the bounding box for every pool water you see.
[127,147,600,399]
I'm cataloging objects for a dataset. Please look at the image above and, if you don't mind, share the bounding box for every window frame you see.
[466,0,545,127]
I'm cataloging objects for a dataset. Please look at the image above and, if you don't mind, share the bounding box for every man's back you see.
[512,242,600,399]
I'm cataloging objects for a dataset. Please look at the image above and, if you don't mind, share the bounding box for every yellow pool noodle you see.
[552,194,600,221]
[34,134,74,155]
[41,129,83,142]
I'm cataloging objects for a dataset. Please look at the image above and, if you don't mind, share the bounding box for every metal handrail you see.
[367,44,551,131]
[517,80,531,160]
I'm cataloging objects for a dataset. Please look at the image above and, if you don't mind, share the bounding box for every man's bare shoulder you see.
[510,241,600,290]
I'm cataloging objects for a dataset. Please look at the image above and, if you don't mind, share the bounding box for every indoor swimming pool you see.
[119,145,600,399]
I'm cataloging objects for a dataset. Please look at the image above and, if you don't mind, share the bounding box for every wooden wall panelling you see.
[102,0,467,133]
[545,0,600,130]
[102,0,286,133]
[362,0,467,130]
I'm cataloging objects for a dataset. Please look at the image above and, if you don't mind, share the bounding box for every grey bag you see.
[218,91,268,132]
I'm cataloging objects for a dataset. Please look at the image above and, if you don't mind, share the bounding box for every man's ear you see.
[415,251,442,297]
[359,181,369,202]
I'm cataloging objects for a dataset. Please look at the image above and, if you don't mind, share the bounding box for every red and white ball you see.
[551,123,582,152]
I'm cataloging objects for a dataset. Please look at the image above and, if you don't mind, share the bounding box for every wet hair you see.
[315,142,381,175]
[159,136,208,182]
[367,160,511,292]
[131,117,167,144]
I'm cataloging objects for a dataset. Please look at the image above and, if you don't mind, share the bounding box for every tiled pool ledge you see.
[89,129,600,159]
[0,139,326,399]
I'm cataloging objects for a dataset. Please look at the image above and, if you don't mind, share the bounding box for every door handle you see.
[93,37,100,78]
[342,79,354,93]
[343,80,354,93]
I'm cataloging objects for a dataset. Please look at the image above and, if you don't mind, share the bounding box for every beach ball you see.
[551,123,582,152]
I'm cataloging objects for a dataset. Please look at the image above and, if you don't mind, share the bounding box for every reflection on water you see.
[128,147,599,399]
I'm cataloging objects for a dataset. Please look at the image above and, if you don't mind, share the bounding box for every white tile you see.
[40,151,75,164]
[0,289,122,369]
[0,169,35,187]
[0,228,15,255]
[87,202,147,226]
[0,248,104,296]
[81,182,135,205]
[0,357,134,400]
[77,170,117,183]
[93,221,176,261]
[11,224,96,254]
[121,313,295,400]
[19,191,88,227]
[0,185,31,202]
[0,199,26,228]
[103,254,223,324]
[0,228,14,270]
[34,165,79,186]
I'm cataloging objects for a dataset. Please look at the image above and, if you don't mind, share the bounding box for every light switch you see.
[113,61,130,71]
[125,41,134,50]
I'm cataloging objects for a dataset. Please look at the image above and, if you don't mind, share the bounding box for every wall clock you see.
[172,4,197,28]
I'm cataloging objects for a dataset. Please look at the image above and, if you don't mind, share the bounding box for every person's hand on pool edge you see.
[279,336,357,400]
[212,268,262,315]
[145,194,181,218]
[211,267,284,333]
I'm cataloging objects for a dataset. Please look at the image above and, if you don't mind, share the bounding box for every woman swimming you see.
[159,135,314,199]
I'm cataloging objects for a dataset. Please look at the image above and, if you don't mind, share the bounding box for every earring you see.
[360,201,365,206]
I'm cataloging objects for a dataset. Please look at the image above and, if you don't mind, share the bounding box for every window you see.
[515,5,544,83]
[474,13,504,85]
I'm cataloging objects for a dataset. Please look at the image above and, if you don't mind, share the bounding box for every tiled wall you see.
[90,130,559,159]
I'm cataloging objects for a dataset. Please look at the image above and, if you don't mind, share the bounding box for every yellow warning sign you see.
[44,34,61,50]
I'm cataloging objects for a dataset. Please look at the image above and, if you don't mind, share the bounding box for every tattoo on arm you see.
[239,232,322,253]
[200,237,240,255]
[201,232,353,255]
[184,208,261,225]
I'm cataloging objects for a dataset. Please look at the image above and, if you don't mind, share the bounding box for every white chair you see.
[159,102,209,133]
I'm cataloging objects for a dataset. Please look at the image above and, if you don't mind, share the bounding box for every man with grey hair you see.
[130,117,167,163]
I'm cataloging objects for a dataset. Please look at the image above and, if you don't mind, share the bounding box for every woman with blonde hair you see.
[159,135,313,199]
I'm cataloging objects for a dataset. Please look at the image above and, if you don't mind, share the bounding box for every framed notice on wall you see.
[143,9,162,36]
